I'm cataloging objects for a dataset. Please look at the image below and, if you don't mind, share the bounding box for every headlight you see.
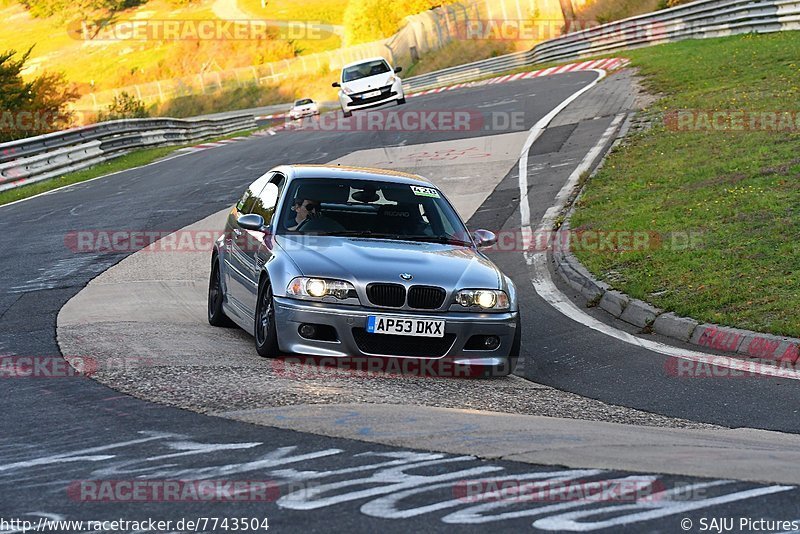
[387,75,396,84]
[306,278,327,297]
[342,86,354,95]
[287,277,356,300]
[455,289,510,310]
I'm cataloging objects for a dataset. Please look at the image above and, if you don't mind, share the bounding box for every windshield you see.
[342,60,391,82]
[294,99,313,106]
[278,178,471,245]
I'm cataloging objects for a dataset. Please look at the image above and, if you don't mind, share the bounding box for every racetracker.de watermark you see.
[0,110,69,133]
[271,356,486,379]
[283,110,526,132]
[452,478,667,503]
[453,19,667,41]
[665,110,800,132]
[664,357,800,379]
[67,19,333,41]
[0,355,154,378]
[67,480,284,502]
[63,229,705,254]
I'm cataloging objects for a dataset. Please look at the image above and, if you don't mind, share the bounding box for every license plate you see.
[366,316,445,338]
[362,90,381,98]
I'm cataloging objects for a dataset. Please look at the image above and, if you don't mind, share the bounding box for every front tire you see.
[397,96,406,105]
[255,279,280,358]
[343,109,352,118]
[208,258,233,327]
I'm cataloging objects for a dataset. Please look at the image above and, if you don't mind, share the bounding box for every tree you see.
[18,0,146,19]
[0,48,78,142]
[98,91,149,121]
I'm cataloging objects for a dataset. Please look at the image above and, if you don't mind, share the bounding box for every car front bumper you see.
[273,296,518,368]
[290,109,319,119]
[339,80,405,112]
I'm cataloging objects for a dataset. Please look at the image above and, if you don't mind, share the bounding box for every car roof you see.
[278,164,433,187]
[341,57,391,70]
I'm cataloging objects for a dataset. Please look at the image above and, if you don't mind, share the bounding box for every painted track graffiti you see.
[0,431,793,532]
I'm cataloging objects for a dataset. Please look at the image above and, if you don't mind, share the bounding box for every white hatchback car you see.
[333,57,405,117]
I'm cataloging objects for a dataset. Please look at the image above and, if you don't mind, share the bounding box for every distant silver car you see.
[288,98,319,120]
[208,165,520,376]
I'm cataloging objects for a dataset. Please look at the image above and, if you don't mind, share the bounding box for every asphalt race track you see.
[2,70,800,532]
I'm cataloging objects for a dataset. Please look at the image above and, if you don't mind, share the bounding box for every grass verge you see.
[569,31,800,337]
[0,128,256,207]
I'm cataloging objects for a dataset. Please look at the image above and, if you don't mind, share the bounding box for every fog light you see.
[299,324,317,339]
[484,336,500,350]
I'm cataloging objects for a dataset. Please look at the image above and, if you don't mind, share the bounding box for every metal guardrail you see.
[4,0,798,193]
[0,115,255,193]
[402,0,800,92]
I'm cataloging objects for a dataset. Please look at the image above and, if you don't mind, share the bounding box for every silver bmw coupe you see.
[208,165,520,376]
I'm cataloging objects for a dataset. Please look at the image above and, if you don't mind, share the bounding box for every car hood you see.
[342,72,394,93]
[276,235,502,290]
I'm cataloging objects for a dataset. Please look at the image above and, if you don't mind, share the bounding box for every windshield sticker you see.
[411,186,440,198]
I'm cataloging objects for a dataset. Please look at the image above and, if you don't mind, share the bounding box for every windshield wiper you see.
[397,235,473,247]
[317,231,472,246]
[317,230,399,239]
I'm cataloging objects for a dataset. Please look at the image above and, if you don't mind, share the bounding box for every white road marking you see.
[277,456,503,510]
[520,84,800,381]
[525,113,626,267]
[0,432,177,473]
[362,469,604,520]
[441,475,660,525]
[517,69,607,246]
[2,432,786,528]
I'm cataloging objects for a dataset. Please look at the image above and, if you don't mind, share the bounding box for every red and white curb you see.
[174,136,252,154]
[254,113,287,121]
[408,57,629,98]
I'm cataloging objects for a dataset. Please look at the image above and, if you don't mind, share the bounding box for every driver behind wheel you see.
[287,198,321,231]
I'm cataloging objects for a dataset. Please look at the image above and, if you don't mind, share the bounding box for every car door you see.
[229,172,286,316]
[225,172,274,315]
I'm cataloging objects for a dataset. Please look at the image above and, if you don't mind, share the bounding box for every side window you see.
[236,172,274,213]
[250,173,285,224]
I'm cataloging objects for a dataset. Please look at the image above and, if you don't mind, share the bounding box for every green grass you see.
[0,128,256,206]
[570,31,800,337]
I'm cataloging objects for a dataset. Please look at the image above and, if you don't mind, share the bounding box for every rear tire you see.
[255,279,280,358]
[208,258,234,327]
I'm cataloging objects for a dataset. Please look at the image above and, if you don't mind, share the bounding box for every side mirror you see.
[394,66,403,73]
[332,81,340,87]
[472,229,497,248]
[237,213,266,231]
